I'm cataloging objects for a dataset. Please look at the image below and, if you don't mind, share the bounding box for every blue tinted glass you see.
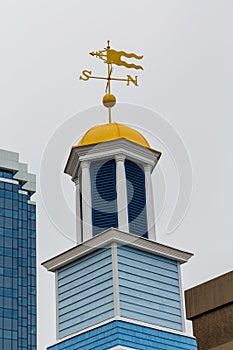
[0,178,36,347]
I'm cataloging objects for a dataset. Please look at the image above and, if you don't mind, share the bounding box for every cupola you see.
[64,122,161,243]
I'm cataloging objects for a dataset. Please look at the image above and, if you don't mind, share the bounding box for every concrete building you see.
[185,270,233,350]
[0,149,36,350]
[43,123,198,349]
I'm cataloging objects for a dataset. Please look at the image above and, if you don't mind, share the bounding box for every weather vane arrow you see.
[79,40,144,123]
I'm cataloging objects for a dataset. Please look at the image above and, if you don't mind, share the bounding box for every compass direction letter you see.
[127,75,138,86]
[79,70,92,81]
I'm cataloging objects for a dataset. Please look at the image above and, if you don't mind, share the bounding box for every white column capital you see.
[144,164,153,173]
[115,154,126,163]
[81,160,90,169]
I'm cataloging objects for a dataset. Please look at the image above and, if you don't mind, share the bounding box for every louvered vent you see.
[91,160,118,236]
[125,160,148,238]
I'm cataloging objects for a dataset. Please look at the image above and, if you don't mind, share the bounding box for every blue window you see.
[91,160,118,236]
[125,160,148,237]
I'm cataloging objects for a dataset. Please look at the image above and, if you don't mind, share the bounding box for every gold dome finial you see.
[79,41,144,123]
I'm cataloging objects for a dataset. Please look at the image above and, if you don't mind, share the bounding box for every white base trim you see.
[46,315,196,348]
[28,200,36,205]
[109,347,136,350]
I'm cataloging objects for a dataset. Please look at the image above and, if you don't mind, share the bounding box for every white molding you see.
[144,164,156,240]
[27,200,36,205]
[118,316,196,338]
[80,160,92,241]
[0,149,36,194]
[65,139,161,178]
[0,177,19,185]
[46,315,195,348]
[74,178,81,244]
[115,154,129,232]
[55,271,59,340]
[178,263,186,332]
[42,228,193,272]
[109,347,136,350]
[111,243,120,317]
[18,189,28,195]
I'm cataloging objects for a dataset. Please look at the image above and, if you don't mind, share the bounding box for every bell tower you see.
[42,42,198,350]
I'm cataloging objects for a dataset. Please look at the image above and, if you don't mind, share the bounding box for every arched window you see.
[91,160,118,236]
[125,160,148,238]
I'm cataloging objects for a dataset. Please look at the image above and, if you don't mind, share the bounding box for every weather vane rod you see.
[79,40,144,123]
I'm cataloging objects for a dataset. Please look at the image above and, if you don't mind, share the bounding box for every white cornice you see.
[42,228,193,272]
[64,138,161,178]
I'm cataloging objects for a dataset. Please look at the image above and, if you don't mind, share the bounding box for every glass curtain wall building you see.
[0,149,36,350]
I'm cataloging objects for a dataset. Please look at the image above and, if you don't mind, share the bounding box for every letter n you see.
[127,75,138,86]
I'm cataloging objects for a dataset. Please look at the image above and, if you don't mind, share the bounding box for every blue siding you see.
[125,160,148,238]
[91,160,118,236]
[58,248,114,338]
[47,320,197,350]
[117,246,183,331]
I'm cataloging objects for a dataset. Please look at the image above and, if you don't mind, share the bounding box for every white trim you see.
[111,243,120,317]
[178,263,186,332]
[81,160,92,241]
[18,189,28,195]
[80,148,155,168]
[27,200,36,205]
[55,271,59,340]
[118,317,196,338]
[46,315,195,348]
[65,139,161,178]
[47,317,116,347]
[42,228,193,272]
[109,347,136,350]
[74,178,81,244]
[115,154,129,232]
[0,177,19,185]
[144,164,156,240]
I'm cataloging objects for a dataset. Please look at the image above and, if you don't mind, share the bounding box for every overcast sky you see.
[1,1,233,349]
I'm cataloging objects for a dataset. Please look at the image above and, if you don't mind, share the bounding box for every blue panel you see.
[117,245,183,331]
[125,160,148,237]
[47,320,197,350]
[91,160,118,236]
[58,248,114,338]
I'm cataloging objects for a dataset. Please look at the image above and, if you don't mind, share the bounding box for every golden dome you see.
[76,122,150,148]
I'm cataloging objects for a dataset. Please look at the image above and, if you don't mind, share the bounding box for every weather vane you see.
[79,40,144,123]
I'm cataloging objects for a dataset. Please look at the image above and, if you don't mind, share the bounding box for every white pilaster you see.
[115,154,129,232]
[144,164,156,240]
[81,160,92,241]
[111,242,120,317]
[74,178,82,244]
